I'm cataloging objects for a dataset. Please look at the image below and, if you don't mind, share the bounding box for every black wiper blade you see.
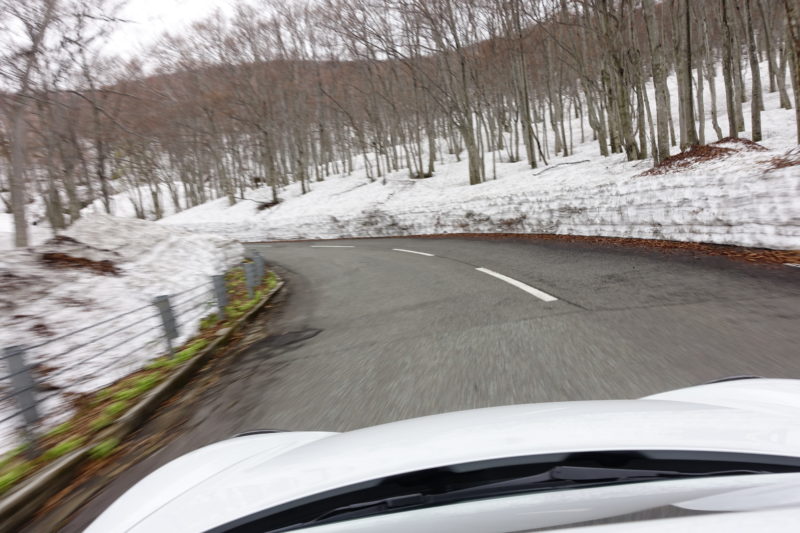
[436,465,770,502]
[550,465,768,481]
[274,465,770,532]
[298,493,428,527]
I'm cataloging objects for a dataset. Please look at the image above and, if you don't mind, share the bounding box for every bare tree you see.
[786,0,800,142]
[0,0,58,246]
[744,0,762,141]
[643,0,670,162]
[720,0,739,138]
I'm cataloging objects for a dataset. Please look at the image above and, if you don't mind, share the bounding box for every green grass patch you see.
[200,313,219,331]
[89,437,120,460]
[226,270,245,285]
[147,338,209,369]
[145,357,170,370]
[175,339,208,363]
[0,462,32,495]
[0,443,29,471]
[225,305,244,320]
[89,386,116,407]
[89,414,114,432]
[44,421,73,439]
[113,388,138,402]
[226,293,260,318]
[104,400,129,418]
[41,436,85,462]
[239,297,258,312]
[112,373,162,402]
[133,373,161,391]
[222,272,276,319]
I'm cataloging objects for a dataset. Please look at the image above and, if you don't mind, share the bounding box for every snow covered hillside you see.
[161,62,800,251]
[162,140,799,250]
[0,215,243,452]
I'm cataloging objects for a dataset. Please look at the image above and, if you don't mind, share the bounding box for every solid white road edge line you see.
[310,245,355,248]
[784,263,800,268]
[393,248,435,257]
[475,267,558,302]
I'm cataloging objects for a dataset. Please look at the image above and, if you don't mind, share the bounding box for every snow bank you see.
[0,214,243,452]
[162,140,800,250]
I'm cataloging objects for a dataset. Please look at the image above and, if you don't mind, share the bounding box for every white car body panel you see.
[86,379,800,533]
[555,506,800,532]
[87,432,333,533]
[645,378,800,416]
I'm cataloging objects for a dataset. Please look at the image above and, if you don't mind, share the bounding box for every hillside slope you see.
[161,62,799,250]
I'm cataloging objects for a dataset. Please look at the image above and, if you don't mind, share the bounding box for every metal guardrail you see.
[0,252,266,452]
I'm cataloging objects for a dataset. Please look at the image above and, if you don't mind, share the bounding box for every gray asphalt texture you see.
[59,236,800,531]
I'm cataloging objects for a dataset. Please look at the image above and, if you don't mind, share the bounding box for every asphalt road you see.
[59,236,800,531]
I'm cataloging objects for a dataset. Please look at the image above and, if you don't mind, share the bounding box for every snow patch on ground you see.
[0,215,243,452]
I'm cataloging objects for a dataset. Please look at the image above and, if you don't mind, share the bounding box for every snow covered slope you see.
[161,62,799,250]
[0,215,243,452]
[81,182,217,221]
[162,137,799,250]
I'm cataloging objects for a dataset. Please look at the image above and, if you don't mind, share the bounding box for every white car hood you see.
[86,431,335,533]
[553,506,800,533]
[88,379,800,533]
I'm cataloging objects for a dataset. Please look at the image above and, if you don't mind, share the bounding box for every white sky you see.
[105,0,251,58]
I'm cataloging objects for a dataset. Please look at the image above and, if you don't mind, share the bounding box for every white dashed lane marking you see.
[393,248,435,257]
[310,245,355,248]
[475,267,558,302]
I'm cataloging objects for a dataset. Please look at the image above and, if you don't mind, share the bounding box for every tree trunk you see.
[8,104,29,247]
[758,0,778,92]
[778,29,794,108]
[721,0,739,138]
[745,0,763,141]
[461,121,483,186]
[786,0,800,142]
[643,0,671,163]
[697,56,706,145]
[700,7,725,140]
[682,0,699,146]
[732,1,747,131]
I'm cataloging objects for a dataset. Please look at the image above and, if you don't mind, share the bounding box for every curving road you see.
[57,236,800,531]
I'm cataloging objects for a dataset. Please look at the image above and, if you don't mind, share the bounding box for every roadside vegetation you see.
[0,269,278,496]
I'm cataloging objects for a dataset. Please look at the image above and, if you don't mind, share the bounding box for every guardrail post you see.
[257,255,266,279]
[3,345,40,451]
[243,262,256,299]
[247,251,265,280]
[153,295,179,357]
[212,274,228,319]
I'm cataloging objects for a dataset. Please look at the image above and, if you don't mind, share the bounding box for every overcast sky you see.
[105,0,250,57]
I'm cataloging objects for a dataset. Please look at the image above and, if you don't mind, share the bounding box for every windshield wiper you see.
[289,493,429,527]
[290,465,767,529]
[436,465,769,502]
